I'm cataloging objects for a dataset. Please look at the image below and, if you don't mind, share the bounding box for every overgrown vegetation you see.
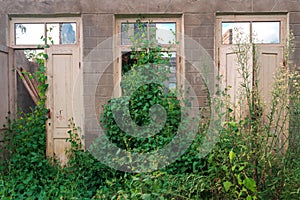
[0,19,299,199]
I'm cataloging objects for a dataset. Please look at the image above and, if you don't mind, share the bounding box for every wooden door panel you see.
[219,46,252,113]
[53,139,71,163]
[46,46,81,164]
[257,46,288,151]
[257,46,283,106]
[225,52,242,105]
[52,54,73,129]
[220,46,283,107]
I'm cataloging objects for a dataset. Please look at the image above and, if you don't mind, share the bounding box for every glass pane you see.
[153,23,176,44]
[46,24,60,44]
[222,22,250,44]
[252,22,280,44]
[121,23,134,45]
[121,23,148,45]
[46,23,76,44]
[163,52,177,90]
[15,23,45,45]
[61,23,76,44]
[121,22,176,45]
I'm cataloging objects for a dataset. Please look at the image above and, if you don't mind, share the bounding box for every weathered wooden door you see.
[219,45,283,102]
[219,45,283,106]
[0,46,14,128]
[216,14,287,112]
[216,14,289,153]
[46,45,82,164]
[219,45,253,111]
[0,45,14,155]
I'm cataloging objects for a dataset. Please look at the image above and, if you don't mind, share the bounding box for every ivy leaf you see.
[243,177,257,193]
[141,194,152,200]
[235,174,243,185]
[246,195,253,200]
[229,149,236,163]
[43,54,48,60]
[223,181,233,192]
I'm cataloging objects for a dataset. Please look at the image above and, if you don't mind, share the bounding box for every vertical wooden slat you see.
[0,47,9,130]
[0,45,13,160]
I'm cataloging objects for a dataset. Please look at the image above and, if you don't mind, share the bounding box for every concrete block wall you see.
[0,0,299,148]
[81,13,114,146]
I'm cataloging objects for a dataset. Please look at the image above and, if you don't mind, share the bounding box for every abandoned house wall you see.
[0,0,299,149]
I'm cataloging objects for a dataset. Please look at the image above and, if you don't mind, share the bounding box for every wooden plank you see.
[16,68,40,105]
[0,51,9,130]
[0,46,11,162]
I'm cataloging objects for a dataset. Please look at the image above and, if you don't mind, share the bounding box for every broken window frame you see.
[115,16,183,97]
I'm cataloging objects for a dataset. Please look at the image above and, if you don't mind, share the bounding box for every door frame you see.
[9,16,83,163]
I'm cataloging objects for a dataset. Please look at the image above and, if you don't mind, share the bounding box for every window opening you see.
[117,17,181,95]
[121,22,176,45]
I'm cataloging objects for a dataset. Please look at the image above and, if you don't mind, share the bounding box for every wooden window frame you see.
[215,13,288,73]
[9,17,81,49]
[216,14,288,47]
[114,15,184,97]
